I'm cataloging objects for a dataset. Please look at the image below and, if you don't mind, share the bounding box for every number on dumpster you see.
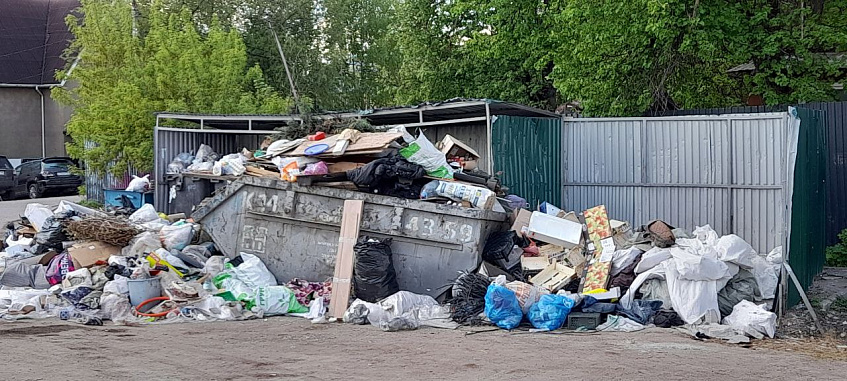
[241,225,268,254]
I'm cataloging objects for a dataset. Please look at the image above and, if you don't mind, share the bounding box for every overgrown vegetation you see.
[825,228,847,267]
[54,0,847,171]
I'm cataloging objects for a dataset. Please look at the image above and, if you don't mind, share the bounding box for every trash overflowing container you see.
[192,176,508,298]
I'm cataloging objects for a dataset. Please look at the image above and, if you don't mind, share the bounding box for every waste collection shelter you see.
[152,99,560,214]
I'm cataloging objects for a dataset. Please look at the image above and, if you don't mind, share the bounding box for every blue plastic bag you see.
[484,283,523,330]
[528,294,576,330]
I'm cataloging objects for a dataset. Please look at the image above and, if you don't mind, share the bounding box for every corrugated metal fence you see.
[649,101,847,246]
[491,115,562,208]
[153,127,265,212]
[83,141,144,205]
[563,113,791,254]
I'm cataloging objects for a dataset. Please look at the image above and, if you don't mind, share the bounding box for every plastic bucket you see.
[127,277,162,306]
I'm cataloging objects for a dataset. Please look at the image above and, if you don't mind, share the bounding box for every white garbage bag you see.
[125,175,151,192]
[670,247,729,281]
[635,247,672,274]
[665,262,721,324]
[230,253,277,288]
[129,204,160,224]
[751,255,778,299]
[715,234,756,269]
[24,203,53,232]
[723,300,777,338]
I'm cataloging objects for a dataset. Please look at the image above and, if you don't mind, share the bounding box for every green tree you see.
[393,0,558,109]
[54,0,290,174]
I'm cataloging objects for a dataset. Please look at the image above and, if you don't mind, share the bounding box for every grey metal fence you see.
[648,101,847,246]
[562,113,793,254]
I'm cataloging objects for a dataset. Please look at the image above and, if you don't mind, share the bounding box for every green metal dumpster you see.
[192,176,507,297]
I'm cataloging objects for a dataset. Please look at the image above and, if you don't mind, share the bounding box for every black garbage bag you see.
[353,236,399,302]
[347,155,426,199]
[34,217,68,252]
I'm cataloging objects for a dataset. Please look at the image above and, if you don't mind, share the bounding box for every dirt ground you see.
[2,318,846,381]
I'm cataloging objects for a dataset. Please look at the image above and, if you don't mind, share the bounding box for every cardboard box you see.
[67,241,122,268]
[327,162,365,173]
[437,134,481,159]
[527,211,583,249]
[511,209,533,234]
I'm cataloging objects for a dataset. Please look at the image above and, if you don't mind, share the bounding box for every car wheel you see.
[28,184,42,199]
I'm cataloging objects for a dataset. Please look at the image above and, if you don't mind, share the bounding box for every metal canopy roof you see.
[155,98,559,131]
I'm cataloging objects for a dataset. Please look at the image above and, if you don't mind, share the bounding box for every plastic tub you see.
[127,276,162,306]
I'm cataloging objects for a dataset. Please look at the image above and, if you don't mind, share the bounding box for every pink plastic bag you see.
[303,161,328,176]
[46,252,75,286]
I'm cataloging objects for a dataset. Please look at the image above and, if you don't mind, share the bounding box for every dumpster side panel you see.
[200,181,506,297]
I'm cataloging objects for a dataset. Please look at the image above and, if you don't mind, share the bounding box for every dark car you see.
[0,156,13,200]
[6,157,83,199]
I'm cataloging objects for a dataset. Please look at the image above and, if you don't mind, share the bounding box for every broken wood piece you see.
[521,255,550,272]
[328,200,364,321]
[784,262,824,333]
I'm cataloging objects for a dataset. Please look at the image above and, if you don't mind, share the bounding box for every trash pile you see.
[1,139,784,343]
[0,201,328,325]
[165,126,506,211]
[429,202,784,342]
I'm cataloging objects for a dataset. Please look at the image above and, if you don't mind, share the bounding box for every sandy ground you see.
[1,318,846,381]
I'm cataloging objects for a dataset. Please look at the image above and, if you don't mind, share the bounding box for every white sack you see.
[715,234,756,269]
[722,300,776,338]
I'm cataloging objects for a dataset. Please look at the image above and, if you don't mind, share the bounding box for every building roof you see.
[155,98,560,131]
[0,0,80,86]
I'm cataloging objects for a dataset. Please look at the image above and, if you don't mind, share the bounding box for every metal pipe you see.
[35,87,46,157]
[485,102,492,173]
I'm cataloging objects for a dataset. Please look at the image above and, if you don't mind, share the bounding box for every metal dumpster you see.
[192,176,508,297]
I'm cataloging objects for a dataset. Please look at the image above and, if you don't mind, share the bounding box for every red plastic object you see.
[307,131,326,141]
[133,296,177,317]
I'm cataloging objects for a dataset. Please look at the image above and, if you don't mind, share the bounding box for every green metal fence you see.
[788,107,829,306]
[491,115,562,208]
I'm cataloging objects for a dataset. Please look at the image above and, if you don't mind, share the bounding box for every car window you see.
[42,159,73,171]
[0,157,11,170]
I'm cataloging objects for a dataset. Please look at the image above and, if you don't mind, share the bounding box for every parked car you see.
[5,157,82,200]
[0,155,13,200]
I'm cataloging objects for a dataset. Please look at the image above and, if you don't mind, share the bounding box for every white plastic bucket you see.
[127,276,162,306]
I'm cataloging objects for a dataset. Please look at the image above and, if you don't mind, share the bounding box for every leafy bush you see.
[825,229,847,267]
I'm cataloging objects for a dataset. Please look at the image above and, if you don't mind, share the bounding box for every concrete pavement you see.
[0,195,82,224]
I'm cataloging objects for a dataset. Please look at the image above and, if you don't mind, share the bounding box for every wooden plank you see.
[328,200,364,320]
[784,262,824,333]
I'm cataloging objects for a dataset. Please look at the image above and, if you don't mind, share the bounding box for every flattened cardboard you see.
[581,255,612,292]
[583,205,613,250]
[68,241,122,268]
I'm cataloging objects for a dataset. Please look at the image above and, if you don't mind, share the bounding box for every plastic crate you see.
[566,312,603,330]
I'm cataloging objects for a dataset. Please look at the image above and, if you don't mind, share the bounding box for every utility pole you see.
[268,21,300,107]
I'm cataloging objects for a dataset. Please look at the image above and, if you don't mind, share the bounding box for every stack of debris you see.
[165,126,505,212]
[429,202,785,342]
[0,201,330,325]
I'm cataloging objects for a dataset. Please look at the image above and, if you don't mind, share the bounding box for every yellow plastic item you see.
[146,252,185,278]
